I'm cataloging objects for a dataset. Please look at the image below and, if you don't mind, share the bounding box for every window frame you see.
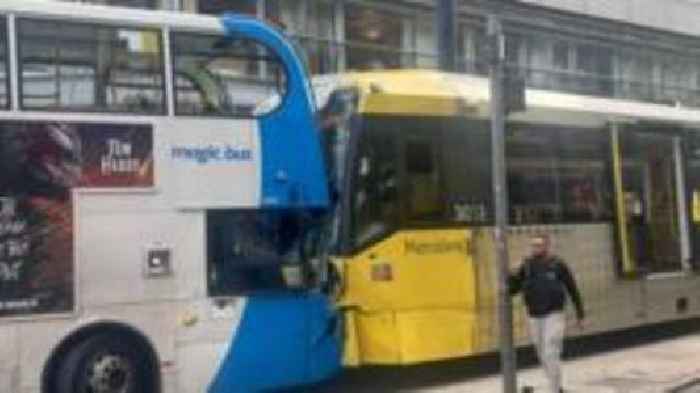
[205,208,322,297]
[344,115,495,254]
[16,17,167,115]
[346,120,400,252]
[0,16,10,110]
[399,126,446,225]
[506,123,615,226]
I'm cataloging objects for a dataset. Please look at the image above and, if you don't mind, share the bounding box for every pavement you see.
[418,332,700,393]
[308,320,700,393]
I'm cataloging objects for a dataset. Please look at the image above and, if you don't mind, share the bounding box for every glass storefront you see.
[58,0,700,108]
[197,0,257,15]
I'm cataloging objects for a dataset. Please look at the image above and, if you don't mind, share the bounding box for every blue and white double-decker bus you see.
[0,1,340,392]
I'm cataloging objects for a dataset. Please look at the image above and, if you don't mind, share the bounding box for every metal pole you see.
[488,15,517,393]
[437,0,458,71]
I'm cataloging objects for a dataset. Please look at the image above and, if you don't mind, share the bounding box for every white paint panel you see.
[168,119,261,209]
[0,0,222,32]
[0,325,19,392]
[77,210,203,305]
[176,298,247,393]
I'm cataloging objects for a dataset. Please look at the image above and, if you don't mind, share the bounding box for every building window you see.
[61,0,158,8]
[18,19,164,113]
[575,44,614,96]
[344,4,408,70]
[105,0,157,8]
[171,32,286,117]
[507,126,613,225]
[505,33,524,68]
[618,50,655,102]
[414,18,437,69]
[553,41,570,70]
[197,0,257,15]
[266,0,338,74]
[0,17,8,109]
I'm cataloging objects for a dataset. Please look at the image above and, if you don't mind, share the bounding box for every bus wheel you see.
[55,333,156,393]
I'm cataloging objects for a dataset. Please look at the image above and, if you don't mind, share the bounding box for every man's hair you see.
[531,233,550,244]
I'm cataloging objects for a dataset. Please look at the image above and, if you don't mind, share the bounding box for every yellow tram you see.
[315,70,700,366]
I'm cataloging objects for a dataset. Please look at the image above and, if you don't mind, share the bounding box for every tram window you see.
[171,32,286,117]
[0,17,7,109]
[684,132,700,271]
[620,131,682,274]
[441,120,493,224]
[404,135,443,221]
[350,126,399,249]
[352,117,494,237]
[18,19,164,113]
[507,126,612,225]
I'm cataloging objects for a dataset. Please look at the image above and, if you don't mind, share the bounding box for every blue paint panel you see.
[208,293,341,393]
[221,15,329,208]
[210,16,340,393]
[307,294,342,382]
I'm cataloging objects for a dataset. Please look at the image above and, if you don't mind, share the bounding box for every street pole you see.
[488,15,517,393]
[437,0,458,71]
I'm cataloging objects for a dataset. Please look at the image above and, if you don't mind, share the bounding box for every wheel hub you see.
[86,353,133,393]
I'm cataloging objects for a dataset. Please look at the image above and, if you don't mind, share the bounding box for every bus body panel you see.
[0,114,258,392]
[0,113,336,392]
[0,8,340,392]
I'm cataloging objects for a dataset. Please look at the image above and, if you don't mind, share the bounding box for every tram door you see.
[617,131,687,274]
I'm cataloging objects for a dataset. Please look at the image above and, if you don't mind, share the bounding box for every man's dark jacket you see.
[509,255,585,320]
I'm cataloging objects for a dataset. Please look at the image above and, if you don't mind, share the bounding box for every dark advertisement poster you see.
[0,121,153,316]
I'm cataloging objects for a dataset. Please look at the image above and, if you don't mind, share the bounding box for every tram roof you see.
[313,69,700,128]
[0,0,222,32]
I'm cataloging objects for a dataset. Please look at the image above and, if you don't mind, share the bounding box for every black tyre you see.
[55,333,156,393]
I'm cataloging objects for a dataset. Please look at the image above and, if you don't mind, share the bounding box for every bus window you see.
[507,126,613,225]
[207,209,322,296]
[0,17,7,109]
[18,19,164,113]
[171,32,286,117]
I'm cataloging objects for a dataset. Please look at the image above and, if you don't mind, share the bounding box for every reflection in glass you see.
[507,127,613,225]
[171,32,286,117]
[18,19,164,113]
[207,209,324,296]
[620,131,681,273]
[351,126,398,248]
[0,17,7,109]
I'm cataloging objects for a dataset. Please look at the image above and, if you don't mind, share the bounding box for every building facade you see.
[57,0,700,108]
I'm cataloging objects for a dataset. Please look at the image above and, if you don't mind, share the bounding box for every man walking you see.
[510,234,585,393]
